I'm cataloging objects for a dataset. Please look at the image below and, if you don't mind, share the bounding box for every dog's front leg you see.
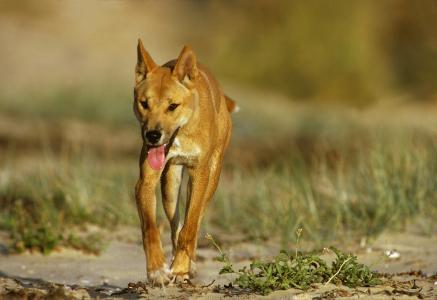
[170,165,210,281]
[135,148,171,285]
[161,164,183,255]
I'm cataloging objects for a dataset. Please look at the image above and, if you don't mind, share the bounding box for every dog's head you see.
[133,39,198,170]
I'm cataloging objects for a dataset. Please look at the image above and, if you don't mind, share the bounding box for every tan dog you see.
[133,39,236,284]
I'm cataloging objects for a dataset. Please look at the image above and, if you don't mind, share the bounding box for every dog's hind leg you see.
[161,164,183,255]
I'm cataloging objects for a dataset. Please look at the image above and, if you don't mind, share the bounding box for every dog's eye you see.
[140,100,149,110]
[168,103,180,111]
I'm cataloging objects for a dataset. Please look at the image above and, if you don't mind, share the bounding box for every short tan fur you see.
[133,39,236,284]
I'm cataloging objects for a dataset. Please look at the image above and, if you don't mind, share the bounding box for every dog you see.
[133,39,237,284]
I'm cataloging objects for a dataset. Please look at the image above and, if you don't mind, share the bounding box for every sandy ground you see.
[0,229,436,299]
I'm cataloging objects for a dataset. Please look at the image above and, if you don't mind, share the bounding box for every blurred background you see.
[0,0,436,254]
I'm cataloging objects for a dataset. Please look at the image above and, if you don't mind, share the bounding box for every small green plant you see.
[208,230,381,295]
[12,224,61,255]
[2,198,62,254]
[205,233,234,275]
[327,247,381,288]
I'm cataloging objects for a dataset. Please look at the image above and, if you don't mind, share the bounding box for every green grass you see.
[210,130,437,247]
[0,152,138,254]
[0,113,436,254]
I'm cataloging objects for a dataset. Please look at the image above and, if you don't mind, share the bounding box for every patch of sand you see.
[0,230,436,299]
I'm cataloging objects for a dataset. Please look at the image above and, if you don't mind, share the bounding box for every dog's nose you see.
[145,130,162,144]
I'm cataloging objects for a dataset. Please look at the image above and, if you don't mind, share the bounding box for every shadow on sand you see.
[0,271,147,299]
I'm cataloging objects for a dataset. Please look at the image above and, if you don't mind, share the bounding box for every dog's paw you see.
[173,272,190,284]
[147,264,173,286]
[169,259,196,284]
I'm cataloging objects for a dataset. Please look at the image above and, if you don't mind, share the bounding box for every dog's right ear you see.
[136,39,157,84]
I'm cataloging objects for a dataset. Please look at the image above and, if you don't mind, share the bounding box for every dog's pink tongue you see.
[147,145,166,170]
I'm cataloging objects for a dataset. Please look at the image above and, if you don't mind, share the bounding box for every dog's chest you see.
[167,137,201,166]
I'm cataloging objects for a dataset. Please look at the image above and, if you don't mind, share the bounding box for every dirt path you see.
[1,231,436,299]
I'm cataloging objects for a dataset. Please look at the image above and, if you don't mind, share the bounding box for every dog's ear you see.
[136,39,157,84]
[173,45,198,83]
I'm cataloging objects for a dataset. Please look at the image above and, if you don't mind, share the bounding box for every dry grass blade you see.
[325,257,352,286]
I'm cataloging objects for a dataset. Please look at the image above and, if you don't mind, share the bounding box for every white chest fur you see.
[167,137,201,166]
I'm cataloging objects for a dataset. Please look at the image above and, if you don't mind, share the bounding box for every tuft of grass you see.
[208,232,381,295]
[0,152,138,254]
[11,223,61,255]
[64,232,109,255]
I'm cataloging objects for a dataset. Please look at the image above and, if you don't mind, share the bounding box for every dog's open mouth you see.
[147,144,167,170]
[145,127,180,171]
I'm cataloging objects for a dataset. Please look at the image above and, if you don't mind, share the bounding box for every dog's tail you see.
[225,95,240,113]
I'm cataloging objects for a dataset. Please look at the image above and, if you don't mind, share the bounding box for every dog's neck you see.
[181,88,201,133]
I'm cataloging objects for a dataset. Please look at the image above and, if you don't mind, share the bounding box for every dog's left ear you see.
[173,45,198,83]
